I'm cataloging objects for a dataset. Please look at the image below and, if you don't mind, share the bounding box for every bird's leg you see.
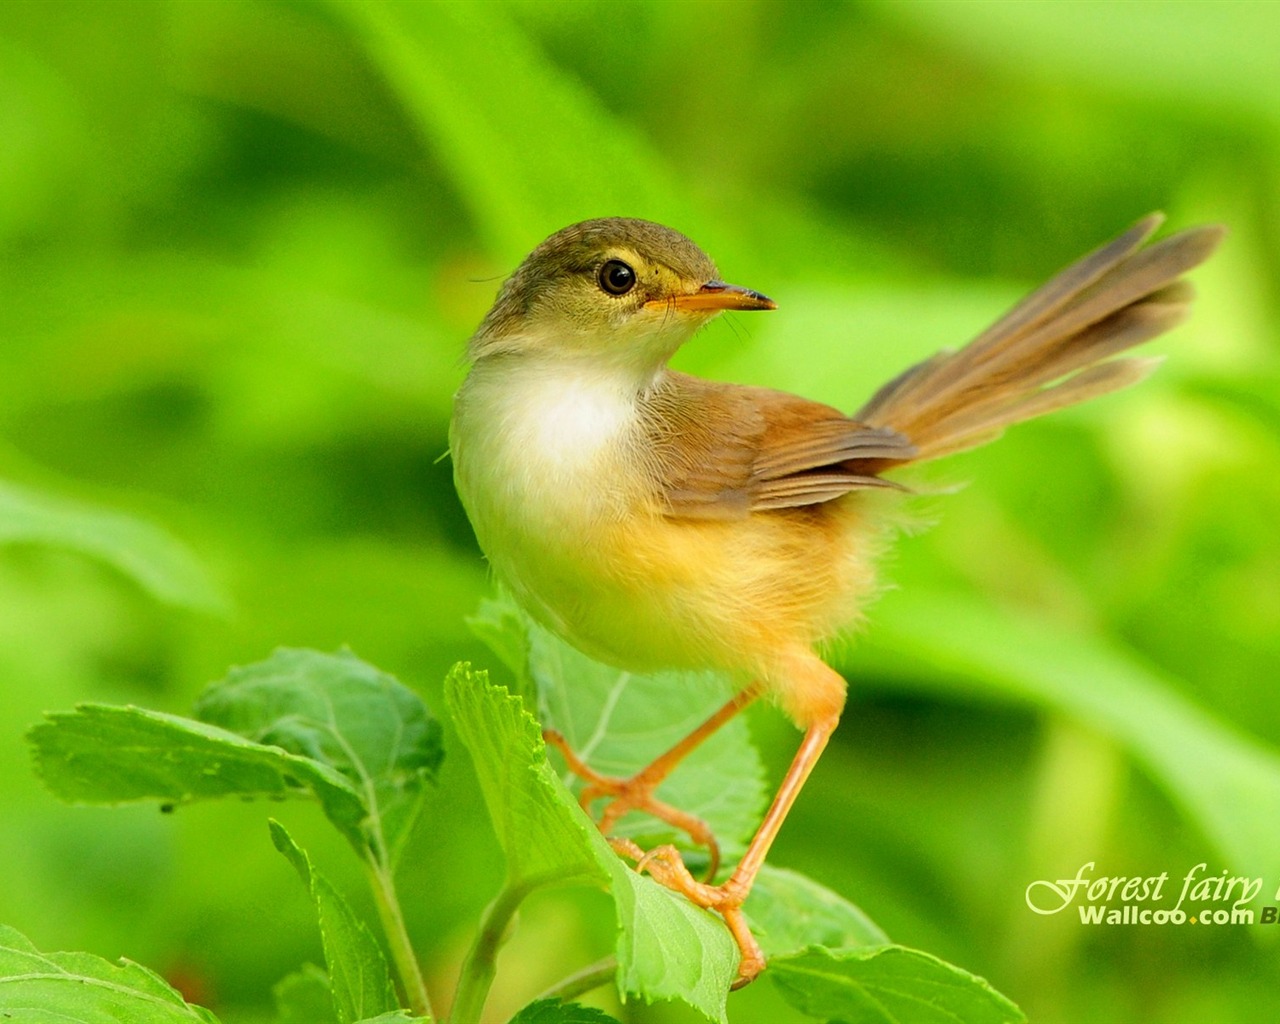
[619,712,839,988]
[619,656,845,988]
[544,681,763,880]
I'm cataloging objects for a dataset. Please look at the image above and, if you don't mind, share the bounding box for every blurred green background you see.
[2,1,1278,1022]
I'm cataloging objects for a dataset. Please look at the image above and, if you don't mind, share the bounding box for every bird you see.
[449,213,1223,987]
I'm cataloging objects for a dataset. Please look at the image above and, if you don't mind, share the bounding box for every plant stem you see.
[450,879,536,1024]
[535,956,618,1004]
[366,858,434,1021]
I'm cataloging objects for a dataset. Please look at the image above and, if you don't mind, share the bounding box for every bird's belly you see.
[469,479,877,681]
[452,370,882,680]
[453,444,683,667]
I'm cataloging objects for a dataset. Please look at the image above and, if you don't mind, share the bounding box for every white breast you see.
[451,358,646,545]
[514,366,634,483]
[451,356,653,641]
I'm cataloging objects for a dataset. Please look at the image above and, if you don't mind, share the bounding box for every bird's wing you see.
[640,372,916,520]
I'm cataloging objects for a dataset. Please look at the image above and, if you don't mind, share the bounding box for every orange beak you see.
[651,281,777,313]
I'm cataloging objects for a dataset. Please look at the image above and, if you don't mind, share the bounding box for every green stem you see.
[450,879,536,1024]
[535,956,618,1004]
[366,858,434,1021]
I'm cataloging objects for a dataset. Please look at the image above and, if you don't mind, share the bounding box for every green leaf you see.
[445,662,604,890]
[508,999,621,1024]
[606,855,737,1018]
[0,923,220,1023]
[274,964,339,1024]
[445,665,736,1023]
[336,0,686,260]
[745,866,888,958]
[29,649,442,862]
[270,821,400,1024]
[769,945,1025,1024]
[466,593,538,711]
[469,592,767,856]
[29,702,367,839]
[196,648,443,864]
[859,588,1280,876]
[0,478,227,613]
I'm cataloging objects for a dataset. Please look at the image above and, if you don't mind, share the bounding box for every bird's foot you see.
[543,728,722,880]
[612,840,765,989]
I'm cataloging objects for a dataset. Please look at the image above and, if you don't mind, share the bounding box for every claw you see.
[607,836,647,862]
[538,682,830,993]
[541,721,769,988]
[629,845,765,989]
[542,728,722,880]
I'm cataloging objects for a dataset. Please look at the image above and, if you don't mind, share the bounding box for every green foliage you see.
[11,648,1020,1023]
[769,946,1025,1024]
[273,964,339,1024]
[1,0,1278,1022]
[0,480,227,613]
[353,1015,431,1024]
[25,651,441,1023]
[196,649,444,865]
[28,702,370,830]
[271,821,400,1024]
[861,589,1280,873]
[443,663,604,892]
[745,868,888,957]
[509,999,621,1024]
[444,663,738,1022]
[446,661,1014,1023]
[335,0,686,257]
[0,923,220,1023]
[470,592,766,854]
[29,649,442,861]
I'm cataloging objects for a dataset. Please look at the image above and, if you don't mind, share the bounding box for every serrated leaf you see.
[445,665,736,1023]
[270,821,400,1024]
[29,702,367,841]
[0,922,221,1023]
[445,663,604,889]
[196,648,443,863]
[469,592,766,856]
[606,854,737,1016]
[746,866,888,958]
[466,593,538,711]
[29,649,442,862]
[769,946,1025,1024]
[508,998,621,1024]
[0,478,227,613]
[274,963,339,1024]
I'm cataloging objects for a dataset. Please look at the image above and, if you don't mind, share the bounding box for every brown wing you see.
[639,371,916,520]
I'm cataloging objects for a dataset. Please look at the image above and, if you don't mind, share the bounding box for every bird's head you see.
[467,218,775,372]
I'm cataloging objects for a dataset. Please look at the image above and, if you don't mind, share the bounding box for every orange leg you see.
[544,681,763,880]
[626,712,839,988]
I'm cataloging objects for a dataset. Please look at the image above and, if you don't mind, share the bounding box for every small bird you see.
[450,214,1222,986]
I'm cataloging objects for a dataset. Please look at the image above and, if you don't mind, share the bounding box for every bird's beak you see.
[657,281,777,313]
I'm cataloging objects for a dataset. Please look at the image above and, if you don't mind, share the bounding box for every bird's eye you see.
[598,259,636,296]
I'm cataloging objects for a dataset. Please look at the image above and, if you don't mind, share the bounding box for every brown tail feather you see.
[857,214,1225,461]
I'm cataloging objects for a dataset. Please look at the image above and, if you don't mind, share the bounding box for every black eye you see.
[598,259,636,296]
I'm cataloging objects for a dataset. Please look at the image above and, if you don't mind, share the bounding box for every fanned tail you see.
[857,213,1225,462]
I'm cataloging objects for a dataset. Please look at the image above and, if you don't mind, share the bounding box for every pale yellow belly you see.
[486,496,882,687]
[451,363,884,692]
